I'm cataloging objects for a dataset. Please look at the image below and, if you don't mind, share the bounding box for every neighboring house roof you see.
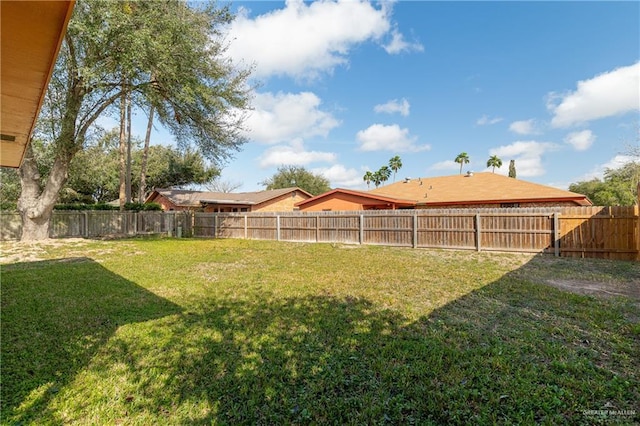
[370,172,592,206]
[1,0,76,168]
[295,188,416,209]
[146,187,312,208]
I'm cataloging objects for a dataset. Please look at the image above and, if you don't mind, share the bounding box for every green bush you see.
[54,203,119,211]
[53,202,162,211]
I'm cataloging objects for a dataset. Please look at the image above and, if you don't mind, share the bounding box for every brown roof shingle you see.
[149,187,311,207]
[370,173,591,206]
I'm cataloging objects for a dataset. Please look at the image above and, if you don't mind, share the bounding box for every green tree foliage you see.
[261,166,330,196]
[6,130,217,206]
[18,0,251,240]
[486,155,502,173]
[0,168,20,210]
[508,160,516,178]
[569,162,640,206]
[388,156,403,182]
[455,152,470,175]
[378,166,391,185]
[363,171,374,189]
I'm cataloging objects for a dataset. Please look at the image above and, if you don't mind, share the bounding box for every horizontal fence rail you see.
[1,206,638,260]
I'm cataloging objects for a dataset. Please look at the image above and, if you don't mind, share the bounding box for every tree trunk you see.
[125,91,132,203]
[139,105,154,202]
[17,144,69,241]
[118,89,127,211]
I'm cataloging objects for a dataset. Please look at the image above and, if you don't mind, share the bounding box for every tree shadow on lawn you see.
[2,254,639,424]
[0,257,182,424]
[67,255,638,425]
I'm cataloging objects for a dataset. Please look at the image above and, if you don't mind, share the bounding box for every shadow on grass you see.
[2,254,639,424]
[0,258,182,423]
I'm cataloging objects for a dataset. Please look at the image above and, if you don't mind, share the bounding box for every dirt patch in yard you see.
[544,278,640,301]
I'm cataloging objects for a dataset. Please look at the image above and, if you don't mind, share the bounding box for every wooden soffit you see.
[1,0,75,168]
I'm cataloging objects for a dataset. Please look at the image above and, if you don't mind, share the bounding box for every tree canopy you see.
[487,155,502,173]
[454,152,470,175]
[17,0,252,240]
[2,131,218,207]
[261,166,331,196]
[569,162,639,206]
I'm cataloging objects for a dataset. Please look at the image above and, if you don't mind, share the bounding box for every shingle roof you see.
[148,187,311,207]
[370,173,592,206]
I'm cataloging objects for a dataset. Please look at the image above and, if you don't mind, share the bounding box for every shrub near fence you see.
[1,206,638,260]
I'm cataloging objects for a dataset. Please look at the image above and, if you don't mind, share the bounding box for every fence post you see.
[276,215,281,241]
[315,215,320,242]
[475,214,481,252]
[553,212,560,257]
[244,215,248,239]
[413,213,418,249]
[83,211,89,238]
[214,214,218,238]
[359,214,364,245]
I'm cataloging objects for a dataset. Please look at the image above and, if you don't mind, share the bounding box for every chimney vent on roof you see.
[466,171,474,177]
[404,177,410,183]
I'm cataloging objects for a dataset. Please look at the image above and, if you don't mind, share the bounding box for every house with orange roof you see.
[146,187,312,212]
[295,172,592,211]
[293,188,416,212]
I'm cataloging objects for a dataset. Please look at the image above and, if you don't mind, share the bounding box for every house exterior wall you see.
[150,194,181,211]
[254,190,311,212]
[297,193,399,211]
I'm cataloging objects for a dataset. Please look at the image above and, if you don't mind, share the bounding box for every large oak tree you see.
[17,0,251,240]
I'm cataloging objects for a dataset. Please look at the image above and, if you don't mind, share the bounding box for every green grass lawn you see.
[2,238,639,425]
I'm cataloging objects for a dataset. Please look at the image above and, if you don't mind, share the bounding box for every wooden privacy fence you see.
[1,206,638,260]
[193,207,639,261]
[0,211,192,240]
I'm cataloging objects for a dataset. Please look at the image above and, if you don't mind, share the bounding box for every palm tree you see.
[454,152,470,175]
[372,171,383,188]
[363,171,374,189]
[388,155,402,182]
[378,166,391,185]
[486,155,502,173]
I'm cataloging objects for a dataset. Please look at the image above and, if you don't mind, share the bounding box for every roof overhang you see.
[1,0,75,168]
[416,196,593,207]
[200,199,256,206]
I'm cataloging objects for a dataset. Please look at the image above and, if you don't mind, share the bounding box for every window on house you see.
[501,202,520,208]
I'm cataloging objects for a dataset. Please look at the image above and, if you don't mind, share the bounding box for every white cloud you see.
[509,119,538,135]
[383,28,424,54]
[564,130,596,151]
[548,62,640,128]
[476,115,503,126]
[356,124,429,152]
[429,160,459,172]
[578,154,636,181]
[245,92,340,144]
[312,164,363,188]
[227,0,420,80]
[490,141,559,177]
[259,139,337,168]
[374,98,410,116]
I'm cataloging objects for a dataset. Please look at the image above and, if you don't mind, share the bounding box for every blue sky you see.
[136,0,640,192]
